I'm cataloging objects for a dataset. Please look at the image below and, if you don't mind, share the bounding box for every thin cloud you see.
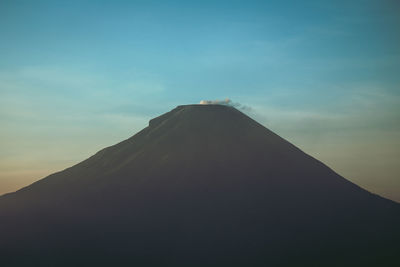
[199,98,252,111]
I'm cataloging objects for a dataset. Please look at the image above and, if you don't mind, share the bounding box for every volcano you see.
[1,104,399,266]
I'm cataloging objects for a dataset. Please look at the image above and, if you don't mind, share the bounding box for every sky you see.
[0,0,399,201]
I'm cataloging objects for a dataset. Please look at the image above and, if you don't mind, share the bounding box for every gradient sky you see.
[0,0,399,201]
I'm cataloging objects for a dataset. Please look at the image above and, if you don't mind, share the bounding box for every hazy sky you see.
[1,0,399,201]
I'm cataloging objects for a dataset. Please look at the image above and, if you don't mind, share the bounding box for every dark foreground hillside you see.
[1,104,399,266]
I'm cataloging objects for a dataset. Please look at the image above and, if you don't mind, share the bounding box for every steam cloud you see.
[199,98,251,111]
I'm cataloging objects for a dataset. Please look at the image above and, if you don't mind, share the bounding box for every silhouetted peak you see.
[1,103,399,267]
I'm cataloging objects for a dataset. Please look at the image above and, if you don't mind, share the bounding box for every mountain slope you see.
[1,104,399,266]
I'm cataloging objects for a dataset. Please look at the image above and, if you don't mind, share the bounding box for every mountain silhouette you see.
[1,104,399,266]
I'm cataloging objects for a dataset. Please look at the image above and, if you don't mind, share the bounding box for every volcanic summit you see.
[1,104,399,266]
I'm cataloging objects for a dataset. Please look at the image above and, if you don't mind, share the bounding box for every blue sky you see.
[0,0,399,201]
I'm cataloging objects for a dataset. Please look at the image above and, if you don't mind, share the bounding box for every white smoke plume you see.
[199,98,251,111]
